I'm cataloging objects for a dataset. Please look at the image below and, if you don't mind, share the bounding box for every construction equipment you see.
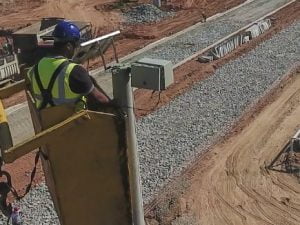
[0,37,20,87]
[0,23,174,224]
[11,17,92,67]
[268,129,300,181]
[0,17,120,86]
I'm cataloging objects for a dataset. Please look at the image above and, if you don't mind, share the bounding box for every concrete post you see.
[112,65,145,225]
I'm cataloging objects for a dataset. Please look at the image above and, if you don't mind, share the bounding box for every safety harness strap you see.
[34,60,69,110]
[0,150,48,224]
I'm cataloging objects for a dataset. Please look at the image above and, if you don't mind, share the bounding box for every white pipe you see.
[112,66,145,225]
[80,30,121,47]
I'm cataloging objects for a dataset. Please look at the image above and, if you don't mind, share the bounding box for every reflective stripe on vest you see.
[27,57,85,109]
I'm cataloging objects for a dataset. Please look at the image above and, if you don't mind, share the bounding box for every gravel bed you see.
[131,21,245,64]
[0,184,60,225]
[124,4,175,24]
[124,0,291,65]
[138,20,300,202]
[1,8,299,225]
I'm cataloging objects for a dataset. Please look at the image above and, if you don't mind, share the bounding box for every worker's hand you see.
[105,99,120,109]
[88,87,110,104]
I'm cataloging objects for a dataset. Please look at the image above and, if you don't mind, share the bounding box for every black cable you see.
[129,90,163,114]
[155,91,162,108]
[150,90,156,98]
[9,150,45,201]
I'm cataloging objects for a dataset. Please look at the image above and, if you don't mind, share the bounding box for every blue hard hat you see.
[53,21,80,43]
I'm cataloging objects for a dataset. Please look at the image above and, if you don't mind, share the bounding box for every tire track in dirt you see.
[146,69,300,225]
[217,88,300,224]
[190,72,300,225]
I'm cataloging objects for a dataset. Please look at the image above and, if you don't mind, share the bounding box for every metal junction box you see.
[131,58,174,91]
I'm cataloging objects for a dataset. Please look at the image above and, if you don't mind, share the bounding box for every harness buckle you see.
[41,90,53,103]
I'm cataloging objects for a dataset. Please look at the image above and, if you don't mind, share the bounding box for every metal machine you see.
[0,17,120,86]
[0,36,20,86]
[268,129,300,182]
[0,18,89,86]
[11,17,92,66]
[0,24,174,224]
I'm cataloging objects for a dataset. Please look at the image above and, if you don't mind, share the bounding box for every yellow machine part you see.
[2,90,132,225]
[40,108,132,225]
[0,100,7,123]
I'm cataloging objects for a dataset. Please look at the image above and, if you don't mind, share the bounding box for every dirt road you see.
[195,74,300,224]
[152,69,300,225]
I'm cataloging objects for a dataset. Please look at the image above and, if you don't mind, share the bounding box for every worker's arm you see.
[69,65,111,105]
[87,87,110,104]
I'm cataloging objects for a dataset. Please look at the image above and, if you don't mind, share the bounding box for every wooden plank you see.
[45,111,131,225]
[3,111,87,163]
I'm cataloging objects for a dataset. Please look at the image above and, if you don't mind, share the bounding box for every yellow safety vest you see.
[27,57,86,110]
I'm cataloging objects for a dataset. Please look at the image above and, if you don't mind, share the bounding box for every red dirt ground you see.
[2,0,298,208]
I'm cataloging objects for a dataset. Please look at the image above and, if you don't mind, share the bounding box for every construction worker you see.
[26,21,111,111]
